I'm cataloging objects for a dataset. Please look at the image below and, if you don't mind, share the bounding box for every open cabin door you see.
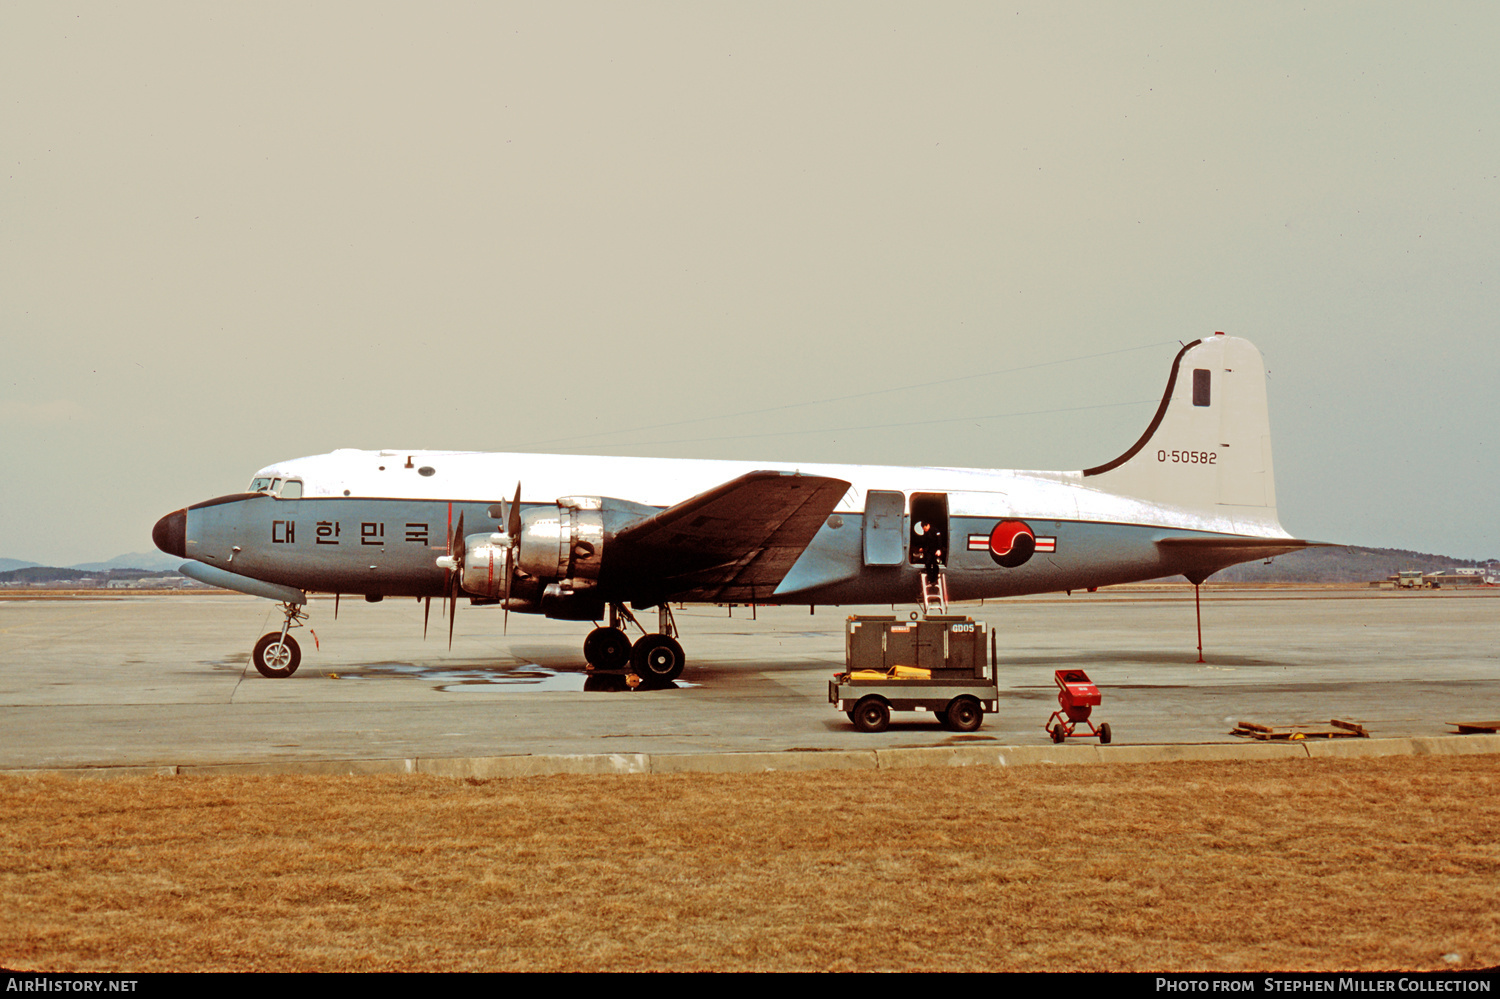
[862,490,905,566]
[908,492,950,569]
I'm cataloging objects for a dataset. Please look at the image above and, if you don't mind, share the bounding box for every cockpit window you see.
[279,479,303,499]
[249,477,274,493]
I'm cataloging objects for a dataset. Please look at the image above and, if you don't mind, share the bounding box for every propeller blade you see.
[448,583,457,650]
[508,483,522,538]
[423,596,431,639]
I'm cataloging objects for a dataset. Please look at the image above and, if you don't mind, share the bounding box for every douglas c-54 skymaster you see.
[153,334,1313,682]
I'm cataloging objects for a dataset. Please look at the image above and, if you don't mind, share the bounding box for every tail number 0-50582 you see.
[1158,449,1217,464]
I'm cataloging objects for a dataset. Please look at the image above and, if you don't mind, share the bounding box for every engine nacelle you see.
[517,497,605,581]
[459,532,513,601]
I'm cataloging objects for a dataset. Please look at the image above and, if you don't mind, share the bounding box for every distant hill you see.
[1,553,181,574]
[0,558,42,573]
[1209,546,1492,583]
[69,552,183,572]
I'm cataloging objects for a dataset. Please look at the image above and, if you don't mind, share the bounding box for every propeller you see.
[502,483,521,635]
[448,510,464,648]
[434,510,465,649]
[432,485,520,646]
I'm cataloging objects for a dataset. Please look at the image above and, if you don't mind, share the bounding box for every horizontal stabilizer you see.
[1156,536,1328,584]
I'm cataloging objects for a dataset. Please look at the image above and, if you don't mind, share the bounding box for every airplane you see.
[152,333,1314,683]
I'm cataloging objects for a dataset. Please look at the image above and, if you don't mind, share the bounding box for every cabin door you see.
[908,492,950,570]
[862,490,905,566]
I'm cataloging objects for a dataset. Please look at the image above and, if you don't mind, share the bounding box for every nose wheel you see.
[251,601,311,678]
[253,632,301,678]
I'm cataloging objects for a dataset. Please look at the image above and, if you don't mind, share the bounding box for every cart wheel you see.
[852,697,890,734]
[945,696,983,733]
[1099,722,1112,745]
[1050,723,1067,744]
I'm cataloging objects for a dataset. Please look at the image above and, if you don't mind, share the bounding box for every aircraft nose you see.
[153,509,186,558]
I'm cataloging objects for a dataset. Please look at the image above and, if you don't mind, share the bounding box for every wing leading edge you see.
[604,470,851,605]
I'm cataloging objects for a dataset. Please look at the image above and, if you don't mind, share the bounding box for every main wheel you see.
[1099,722,1112,745]
[252,632,301,678]
[583,627,632,670]
[945,696,983,733]
[852,696,890,733]
[630,634,686,682]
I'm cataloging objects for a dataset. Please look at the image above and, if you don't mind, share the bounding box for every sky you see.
[2,2,1496,566]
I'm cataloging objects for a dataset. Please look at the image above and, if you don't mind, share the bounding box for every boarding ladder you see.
[920,570,949,616]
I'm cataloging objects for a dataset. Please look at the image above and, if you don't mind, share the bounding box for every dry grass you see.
[2,756,1497,972]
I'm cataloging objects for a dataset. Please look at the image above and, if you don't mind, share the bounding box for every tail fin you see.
[1082,334,1286,537]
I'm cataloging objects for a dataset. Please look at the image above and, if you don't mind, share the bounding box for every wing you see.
[604,471,851,604]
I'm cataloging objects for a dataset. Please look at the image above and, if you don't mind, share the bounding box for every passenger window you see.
[279,480,303,499]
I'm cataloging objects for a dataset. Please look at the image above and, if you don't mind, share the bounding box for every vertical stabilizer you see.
[1082,334,1285,536]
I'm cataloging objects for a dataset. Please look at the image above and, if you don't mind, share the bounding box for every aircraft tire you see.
[631,634,686,682]
[583,627,632,670]
[252,632,301,678]
[945,696,983,733]
[852,697,890,734]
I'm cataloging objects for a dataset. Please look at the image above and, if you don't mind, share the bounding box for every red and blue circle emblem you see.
[989,520,1036,568]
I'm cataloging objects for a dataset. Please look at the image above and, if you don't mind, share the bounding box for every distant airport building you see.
[1373,569,1496,589]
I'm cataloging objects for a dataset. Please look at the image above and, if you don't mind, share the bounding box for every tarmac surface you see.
[1,587,1497,774]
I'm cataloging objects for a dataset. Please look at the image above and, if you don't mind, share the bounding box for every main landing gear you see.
[583,603,686,682]
[252,602,311,678]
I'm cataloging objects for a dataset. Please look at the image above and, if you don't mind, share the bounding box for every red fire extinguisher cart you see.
[1046,668,1112,744]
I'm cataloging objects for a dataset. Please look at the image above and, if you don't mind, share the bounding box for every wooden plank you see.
[1447,721,1500,734]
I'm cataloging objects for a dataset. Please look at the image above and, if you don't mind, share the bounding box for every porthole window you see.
[418,466,436,477]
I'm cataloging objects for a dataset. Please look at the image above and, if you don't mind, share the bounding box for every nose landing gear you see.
[252,602,312,678]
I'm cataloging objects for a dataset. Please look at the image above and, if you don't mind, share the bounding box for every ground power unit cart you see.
[831,615,998,733]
